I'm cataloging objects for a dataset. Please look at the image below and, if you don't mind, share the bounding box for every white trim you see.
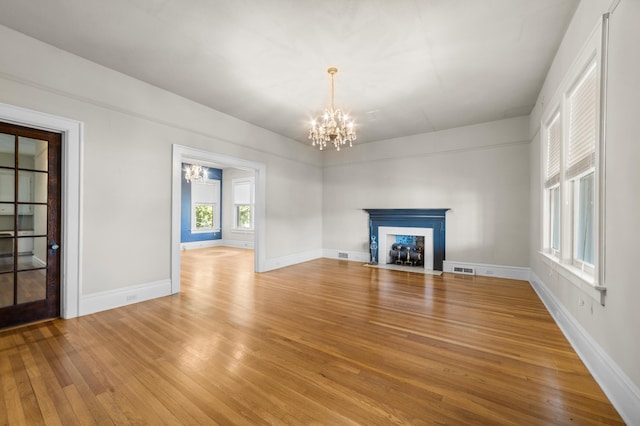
[190,226,221,234]
[180,240,224,250]
[538,251,604,304]
[32,256,47,268]
[172,145,267,294]
[79,279,171,316]
[378,226,434,271]
[263,249,322,271]
[322,249,370,263]
[0,102,82,319]
[529,272,640,425]
[443,260,530,281]
[222,239,255,249]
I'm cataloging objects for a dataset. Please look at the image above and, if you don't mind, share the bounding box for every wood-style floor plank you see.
[0,247,624,424]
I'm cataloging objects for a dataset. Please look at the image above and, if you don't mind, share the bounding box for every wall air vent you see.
[453,266,475,275]
[338,252,349,259]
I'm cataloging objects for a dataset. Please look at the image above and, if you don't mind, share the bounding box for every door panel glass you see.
[0,237,13,273]
[0,272,14,307]
[19,170,47,204]
[0,170,14,202]
[0,133,15,168]
[18,137,48,172]
[17,269,46,304]
[17,236,46,270]
[0,203,13,217]
[29,205,47,235]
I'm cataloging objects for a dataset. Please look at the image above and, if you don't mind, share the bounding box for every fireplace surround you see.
[364,209,449,271]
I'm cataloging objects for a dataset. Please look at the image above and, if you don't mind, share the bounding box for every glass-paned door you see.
[0,122,61,329]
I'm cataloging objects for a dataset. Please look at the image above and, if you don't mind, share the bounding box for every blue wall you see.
[181,164,223,243]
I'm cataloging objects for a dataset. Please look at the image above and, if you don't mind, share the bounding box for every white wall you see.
[529,0,640,405]
[221,167,255,246]
[0,24,323,296]
[323,116,530,267]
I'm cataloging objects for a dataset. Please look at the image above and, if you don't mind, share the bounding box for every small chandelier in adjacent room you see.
[309,67,357,151]
[184,164,208,183]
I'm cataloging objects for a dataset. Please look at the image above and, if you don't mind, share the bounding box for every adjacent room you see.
[0,0,638,423]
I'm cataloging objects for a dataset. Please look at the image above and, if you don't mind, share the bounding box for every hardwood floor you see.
[0,247,623,424]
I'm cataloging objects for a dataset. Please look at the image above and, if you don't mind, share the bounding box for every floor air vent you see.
[453,266,475,275]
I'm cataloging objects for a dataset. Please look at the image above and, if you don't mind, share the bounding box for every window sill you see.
[538,251,606,305]
[191,228,221,234]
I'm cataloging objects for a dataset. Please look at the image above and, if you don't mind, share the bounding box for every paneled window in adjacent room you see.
[232,177,254,231]
[191,179,220,233]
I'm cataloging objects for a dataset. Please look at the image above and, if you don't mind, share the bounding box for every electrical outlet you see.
[484,269,494,275]
[126,294,138,302]
[578,297,584,307]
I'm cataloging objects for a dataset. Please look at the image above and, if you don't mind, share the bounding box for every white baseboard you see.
[529,272,640,425]
[221,239,255,249]
[181,239,224,250]
[443,260,530,280]
[32,255,46,267]
[79,279,172,316]
[263,249,323,271]
[322,249,370,263]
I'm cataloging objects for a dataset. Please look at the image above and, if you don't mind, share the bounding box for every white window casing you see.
[539,13,608,304]
[545,112,562,189]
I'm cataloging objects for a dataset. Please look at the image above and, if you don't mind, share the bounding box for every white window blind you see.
[233,181,252,205]
[545,112,561,188]
[567,61,598,179]
[192,181,218,204]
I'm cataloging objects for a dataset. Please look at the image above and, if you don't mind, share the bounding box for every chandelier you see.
[184,164,208,183]
[309,67,357,151]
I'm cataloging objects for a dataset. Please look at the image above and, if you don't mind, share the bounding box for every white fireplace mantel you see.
[378,226,434,271]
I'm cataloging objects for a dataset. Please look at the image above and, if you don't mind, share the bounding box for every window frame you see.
[232,177,255,232]
[539,14,607,302]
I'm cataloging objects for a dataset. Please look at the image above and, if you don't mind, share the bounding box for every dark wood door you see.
[0,122,61,329]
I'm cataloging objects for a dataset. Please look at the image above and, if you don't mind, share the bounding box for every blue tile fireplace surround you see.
[364,209,450,271]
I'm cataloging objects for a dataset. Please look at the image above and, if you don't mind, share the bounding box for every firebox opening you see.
[389,235,425,267]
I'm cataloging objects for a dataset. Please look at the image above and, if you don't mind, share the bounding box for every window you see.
[194,204,214,229]
[191,180,220,233]
[567,62,597,270]
[541,15,606,288]
[232,177,254,230]
[550,186,560,253]
[545,112,561,256]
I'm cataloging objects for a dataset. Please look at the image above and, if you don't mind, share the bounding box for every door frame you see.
[171,144,266,294]
[0,102,81,319]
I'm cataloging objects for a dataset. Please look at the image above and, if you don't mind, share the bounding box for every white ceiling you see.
[0,0,578,144]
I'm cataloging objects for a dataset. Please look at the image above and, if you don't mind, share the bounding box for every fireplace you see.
[364,209,449,271]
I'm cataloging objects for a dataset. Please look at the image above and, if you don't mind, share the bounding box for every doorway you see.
[0,122,61,328]
[171,145,267,294]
